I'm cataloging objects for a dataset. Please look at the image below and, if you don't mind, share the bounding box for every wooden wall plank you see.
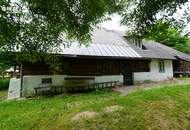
[22,58,150,76]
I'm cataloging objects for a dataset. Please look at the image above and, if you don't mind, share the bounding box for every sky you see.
[100,14,126,31]
[101,2,190,33]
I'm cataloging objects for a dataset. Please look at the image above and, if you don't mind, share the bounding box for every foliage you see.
[145,20,190,54]
[0,79,9,90]
[23,0,121,42]
[0,0,21,47]
[1,0,190,66]
[0,63,11,79]
[0,52,20,78]
[0,0,121,49]
[177,4,190,35]
[121,0,189,37]
[0,0,121,68]
[0,0,66,64]
[1,85,190,129]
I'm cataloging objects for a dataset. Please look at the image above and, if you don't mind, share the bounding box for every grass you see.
[177,77,190,80]
[0,90,7,100]
[1,85,190,130]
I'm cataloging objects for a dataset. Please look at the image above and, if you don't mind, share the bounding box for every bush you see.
[0,79,10,90]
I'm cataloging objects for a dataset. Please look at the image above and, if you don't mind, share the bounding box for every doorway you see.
[123,72,133,85]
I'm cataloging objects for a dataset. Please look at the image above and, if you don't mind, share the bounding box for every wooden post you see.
[13,65,16,78]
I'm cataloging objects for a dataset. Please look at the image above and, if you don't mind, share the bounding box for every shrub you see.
[0,79,10,90]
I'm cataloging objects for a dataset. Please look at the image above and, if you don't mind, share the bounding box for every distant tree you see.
[0,63,10,79]
[145,20,190,54]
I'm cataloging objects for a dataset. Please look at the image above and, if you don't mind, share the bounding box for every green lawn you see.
[0,90,7,100]
[1,85,190,130]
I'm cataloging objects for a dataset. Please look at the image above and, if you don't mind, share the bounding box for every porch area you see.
[20,58,150,97]
[173,60,190,77]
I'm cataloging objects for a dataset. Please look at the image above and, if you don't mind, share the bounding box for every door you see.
[123,72,133,85]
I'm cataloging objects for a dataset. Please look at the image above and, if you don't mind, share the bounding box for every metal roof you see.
[129,41,176,60]
[142,41,190,61]
[61,42,141,58]
[114,31,177,60]
[59,28,141,58]
[58,28,190,61]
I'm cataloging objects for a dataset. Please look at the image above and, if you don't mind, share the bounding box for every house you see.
[8,28,190,98]
[129,40,190,80]
[6,66,20,78]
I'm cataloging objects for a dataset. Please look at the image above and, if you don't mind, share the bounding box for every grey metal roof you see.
[91,29,128,46]
[142,41,190,61]
[59,28,190,61]
[60,28,141,58]
[61,42,141,58]
[112,30,177,60]
[139,41,176,60]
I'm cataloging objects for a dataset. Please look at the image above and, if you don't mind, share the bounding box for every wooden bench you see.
[63,81,119,92]
[34,81,119,96]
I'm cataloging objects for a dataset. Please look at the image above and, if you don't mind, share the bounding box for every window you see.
[159,60,165,73]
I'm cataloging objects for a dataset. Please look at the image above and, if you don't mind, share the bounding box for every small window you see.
[41,78,52,84]
[159,60,165,73]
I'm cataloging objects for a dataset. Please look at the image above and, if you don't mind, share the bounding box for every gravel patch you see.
[71,111,98,121]
[103,105,124,113]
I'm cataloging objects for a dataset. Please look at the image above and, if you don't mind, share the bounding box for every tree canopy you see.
[121,0,189,37]
[145,20,190,54]
[1,0,190,66]
[0,0,122,64]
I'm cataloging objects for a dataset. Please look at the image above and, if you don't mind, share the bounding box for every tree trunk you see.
[13,65,16,78]
[1,72,4,80]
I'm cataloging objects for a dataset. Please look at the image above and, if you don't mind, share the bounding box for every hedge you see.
[0,79,10,90]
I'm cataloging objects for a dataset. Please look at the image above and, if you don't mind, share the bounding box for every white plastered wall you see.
[133,59,173,83]
[22,75,123,97]
[8,78,21,99]
[22,75,66,97]
[95,75,123,83]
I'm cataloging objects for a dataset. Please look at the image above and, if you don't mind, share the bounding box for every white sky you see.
[100,14,127,31]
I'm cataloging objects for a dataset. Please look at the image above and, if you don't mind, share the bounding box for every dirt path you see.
[114,78,190,96]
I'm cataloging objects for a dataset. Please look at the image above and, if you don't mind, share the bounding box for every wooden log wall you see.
[22,57,150,76]
[173,60,190,72]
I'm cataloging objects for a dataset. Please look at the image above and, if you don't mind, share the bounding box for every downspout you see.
[20,64,23,97]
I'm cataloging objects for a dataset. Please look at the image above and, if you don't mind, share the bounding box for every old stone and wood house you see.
[8,28,190,98]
